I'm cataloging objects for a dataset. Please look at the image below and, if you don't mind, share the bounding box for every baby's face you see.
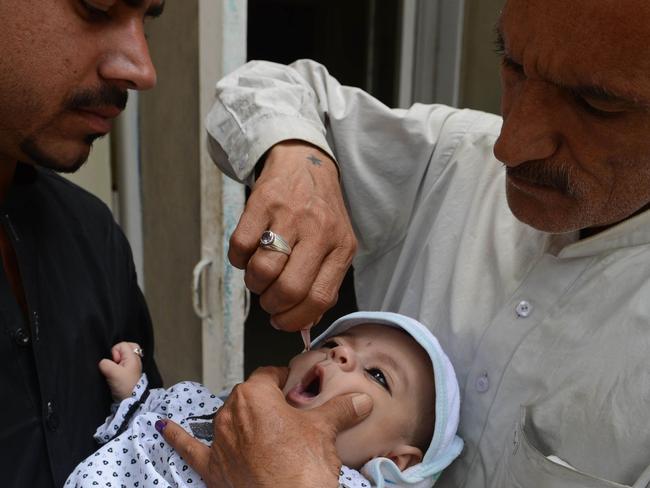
[283,324,434,469]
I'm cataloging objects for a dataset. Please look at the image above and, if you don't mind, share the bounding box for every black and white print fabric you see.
[65,374,372,487]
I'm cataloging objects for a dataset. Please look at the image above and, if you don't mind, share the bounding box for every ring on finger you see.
[133,347,144,359]
[259,230,292,256]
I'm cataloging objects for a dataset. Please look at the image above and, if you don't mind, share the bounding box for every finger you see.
[269,248,351,330]
[309,393,373,434]
[244,242,291,295]
[126,342,143,362]
[258,239,326,315]
[98,358,120,379]
[246,366,290,390]
[114,342,140,366]
[111,344,123,364]
[158,420,211,478]
[227,199,271,269]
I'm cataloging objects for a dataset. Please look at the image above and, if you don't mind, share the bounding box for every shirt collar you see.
[557,208,650,259]
[2,162,39,211]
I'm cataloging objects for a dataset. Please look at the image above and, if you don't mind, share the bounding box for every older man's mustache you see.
[506,160,579,197]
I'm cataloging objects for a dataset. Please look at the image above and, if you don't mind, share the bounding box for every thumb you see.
[157,420,211,477]
[309,393,373,434]
[98,358,120,380]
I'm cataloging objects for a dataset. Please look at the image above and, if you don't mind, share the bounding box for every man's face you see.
[283,324,434,470]
[494,0,650,233]
[0,0,164,172]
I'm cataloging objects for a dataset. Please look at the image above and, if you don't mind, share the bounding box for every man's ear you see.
[385,444,423,471]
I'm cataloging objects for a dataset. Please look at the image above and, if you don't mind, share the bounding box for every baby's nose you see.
[328,345,356,371]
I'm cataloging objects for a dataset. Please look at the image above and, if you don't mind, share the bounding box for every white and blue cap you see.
[312,311,463,488]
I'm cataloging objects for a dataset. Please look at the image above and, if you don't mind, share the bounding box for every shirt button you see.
[475,372,490,393]
[14,328,31,347]
[45,401,59,431]
[515,300,532,318]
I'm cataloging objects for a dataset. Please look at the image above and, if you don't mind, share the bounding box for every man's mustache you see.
[506,160,578,197]
[65,84,128,112]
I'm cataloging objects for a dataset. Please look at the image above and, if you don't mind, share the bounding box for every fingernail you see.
[155,419,167,433]
[270,319,280,330]
[352,394,373,417]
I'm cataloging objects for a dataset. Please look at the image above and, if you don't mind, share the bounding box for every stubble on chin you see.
[18,134,97,174]
[15,83,125,173]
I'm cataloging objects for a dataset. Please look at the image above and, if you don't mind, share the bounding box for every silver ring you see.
[259,230,292,256]
[133,347,144,359]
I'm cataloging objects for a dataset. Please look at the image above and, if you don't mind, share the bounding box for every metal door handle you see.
[192,258,213,319]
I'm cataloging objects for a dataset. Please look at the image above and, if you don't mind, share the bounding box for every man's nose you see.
[493,79,562,167]
[98,21,157,91]
[328,345,356,372]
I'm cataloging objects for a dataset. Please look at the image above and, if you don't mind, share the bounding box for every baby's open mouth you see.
[286,364,323,407]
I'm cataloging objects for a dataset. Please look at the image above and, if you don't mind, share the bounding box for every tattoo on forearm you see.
[307,154,322,166]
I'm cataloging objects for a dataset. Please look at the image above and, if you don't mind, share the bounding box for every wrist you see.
[262,140,340,181]
[112,371,145,401]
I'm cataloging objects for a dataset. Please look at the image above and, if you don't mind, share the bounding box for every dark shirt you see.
[0,164,162,487]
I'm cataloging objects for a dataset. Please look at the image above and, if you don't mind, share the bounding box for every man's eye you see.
[320,340,338,349]
[80,0,112,19]
[576,96,628,117]
[501,56,524,75]
[366,368,390,392]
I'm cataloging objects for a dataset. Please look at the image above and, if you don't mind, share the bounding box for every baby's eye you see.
[366,368,390,392]
[320,340,338,349]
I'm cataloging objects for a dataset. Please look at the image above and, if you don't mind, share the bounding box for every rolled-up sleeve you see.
[206,59,488,261]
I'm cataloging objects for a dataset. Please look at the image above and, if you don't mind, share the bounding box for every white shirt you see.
[206,59,650,488]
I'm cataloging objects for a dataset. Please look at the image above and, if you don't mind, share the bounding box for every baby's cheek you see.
[334,411,395,470]
[334,407,411,469]
[335,424,375,470]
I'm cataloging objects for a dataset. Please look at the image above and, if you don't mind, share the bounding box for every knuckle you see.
[254,181,285,211]
[304,202,329,224]
[228,381,252,403]
[182,442,198,460]
[345,233,358,256]
[307,286,338,311]
[248,257,281,283]
[229,232,252,252]
[243,272,261,294]
[274,277,309,304]
[258,295,278,314]
[164,426,182,444]
[213,407,232,430]
[228,383,244,400]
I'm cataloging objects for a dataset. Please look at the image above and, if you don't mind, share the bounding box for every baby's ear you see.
[385,444,423,471]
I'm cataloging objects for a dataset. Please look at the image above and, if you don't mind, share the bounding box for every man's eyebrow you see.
[123,0,166,18]
[494,21,648,109]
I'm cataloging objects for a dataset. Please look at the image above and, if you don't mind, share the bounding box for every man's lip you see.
[507,172,560,195]
[73,107,121,134]
[77,106,123,119]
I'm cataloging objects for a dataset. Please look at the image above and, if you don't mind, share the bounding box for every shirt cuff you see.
[207,101,337,186]
[94,373,149,444]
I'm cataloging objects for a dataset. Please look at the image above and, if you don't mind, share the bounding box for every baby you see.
[65,312,463,487]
